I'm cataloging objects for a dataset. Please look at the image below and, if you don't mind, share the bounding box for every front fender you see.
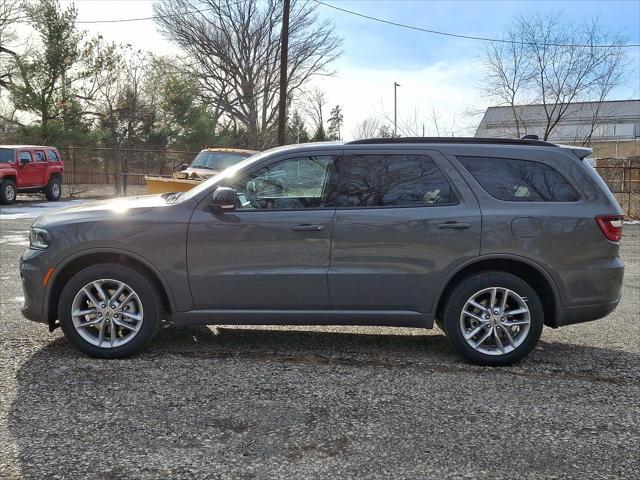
[0,167,18,179]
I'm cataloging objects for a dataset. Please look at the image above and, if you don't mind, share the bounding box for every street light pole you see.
[393,82,400,137]
[277,0,291,146]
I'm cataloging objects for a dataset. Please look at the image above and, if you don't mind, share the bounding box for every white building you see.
[475,100,640,143]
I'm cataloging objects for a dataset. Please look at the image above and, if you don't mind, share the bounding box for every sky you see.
[56,0,640,138]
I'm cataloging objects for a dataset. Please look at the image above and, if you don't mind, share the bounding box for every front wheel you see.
[44,176,62,201]
[58,264,162,358]
[441,271,544,366]
[0,178,17,204]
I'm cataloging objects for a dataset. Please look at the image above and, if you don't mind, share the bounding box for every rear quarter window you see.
[457,156,579,202]
[47,150,60,162]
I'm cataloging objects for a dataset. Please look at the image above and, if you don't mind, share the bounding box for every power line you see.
[313,0,640,49]
[63,0,640,49]
[76,7,214,24]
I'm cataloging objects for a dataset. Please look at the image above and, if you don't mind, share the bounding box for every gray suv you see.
[20,138,624,365]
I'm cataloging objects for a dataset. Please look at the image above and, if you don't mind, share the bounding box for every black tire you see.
[441,271,544,366]
[44,176,62,201]
[58,263,162,359]
[0,178,17,205]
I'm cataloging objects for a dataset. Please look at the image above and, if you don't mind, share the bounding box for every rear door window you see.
[457,156,579,202]
[35,150,46,162]
[336,153,456,207]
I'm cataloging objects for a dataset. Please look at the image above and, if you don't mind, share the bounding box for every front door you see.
[17,150,38,188]
[328,150,481,315]
[187,152,339,310]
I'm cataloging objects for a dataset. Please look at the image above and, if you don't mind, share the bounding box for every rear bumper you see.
[556,297,621,327]
[552,256,624,327]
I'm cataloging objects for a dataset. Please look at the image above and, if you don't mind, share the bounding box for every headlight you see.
[29,227,51,249]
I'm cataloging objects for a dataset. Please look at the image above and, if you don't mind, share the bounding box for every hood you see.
[35,194,170,226]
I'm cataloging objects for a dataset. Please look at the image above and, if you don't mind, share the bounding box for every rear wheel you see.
[441,271,544,366]
[44,176,61,201]
[0,178,16,204]
[58,264,162,358]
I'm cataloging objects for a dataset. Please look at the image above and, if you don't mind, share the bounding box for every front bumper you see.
[19,248,49,324]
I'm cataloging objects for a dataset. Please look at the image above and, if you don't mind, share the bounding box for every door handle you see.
[292,224,325,232]
[437,221,470,230]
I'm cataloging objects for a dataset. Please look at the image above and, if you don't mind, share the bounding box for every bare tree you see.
[303,88,325,130]
[483,29,533,137]
[0,0,20,59]
[153,0,341,149]
[89,47,154,195]
[351,117,382,140]
[482,12,629,141]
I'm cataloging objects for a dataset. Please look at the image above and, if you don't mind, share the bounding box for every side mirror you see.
[178,163,189,171]
[209,187,238,213]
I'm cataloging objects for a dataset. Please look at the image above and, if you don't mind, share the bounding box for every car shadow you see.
[7,326,640,478]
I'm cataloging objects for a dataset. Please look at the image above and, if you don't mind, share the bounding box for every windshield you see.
[0,148,14,163]
[179,150,273,202]
[190,151,252,171]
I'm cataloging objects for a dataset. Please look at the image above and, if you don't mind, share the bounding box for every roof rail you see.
[345,137,558,147]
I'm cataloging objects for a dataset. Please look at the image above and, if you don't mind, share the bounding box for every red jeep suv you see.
[0,145,64,204]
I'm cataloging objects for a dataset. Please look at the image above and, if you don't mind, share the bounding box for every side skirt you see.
[170,309,434,329]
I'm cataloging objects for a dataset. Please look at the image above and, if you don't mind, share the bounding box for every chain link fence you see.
[59,145,200,194]
[594,158,639,218]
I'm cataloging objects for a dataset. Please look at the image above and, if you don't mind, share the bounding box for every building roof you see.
[475,99,640,141]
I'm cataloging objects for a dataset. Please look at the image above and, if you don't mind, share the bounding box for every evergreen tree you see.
[287,110,309,143]
[327,105,343,140]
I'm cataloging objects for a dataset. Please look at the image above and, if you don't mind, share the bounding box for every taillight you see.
[596,215,624,242]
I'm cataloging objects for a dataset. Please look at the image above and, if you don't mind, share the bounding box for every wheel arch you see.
[47,170,63,182]
[46,249,175,330]
[1,173,17,183]
[434,255,562,328]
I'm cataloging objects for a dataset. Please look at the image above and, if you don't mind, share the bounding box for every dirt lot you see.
[1,199,639,479]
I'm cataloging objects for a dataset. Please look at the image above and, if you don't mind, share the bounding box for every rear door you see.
[187,150,340,310]
[32,150,48,185]
[328,149,481,315]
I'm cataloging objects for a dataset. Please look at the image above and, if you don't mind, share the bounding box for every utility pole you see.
[277,0,291,146]
[393,82,400,137]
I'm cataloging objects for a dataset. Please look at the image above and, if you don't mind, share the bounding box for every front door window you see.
[230,156,336,210]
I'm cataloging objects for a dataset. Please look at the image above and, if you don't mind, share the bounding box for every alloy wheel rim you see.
[5,184,15,201]
[71,279,144,348]
[52,183,60,198]
[459,287,531,356]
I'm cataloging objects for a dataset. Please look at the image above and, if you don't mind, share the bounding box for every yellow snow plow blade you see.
[145,175,201,194]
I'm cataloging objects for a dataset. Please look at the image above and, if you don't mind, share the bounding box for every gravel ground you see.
[1,199,639,479]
